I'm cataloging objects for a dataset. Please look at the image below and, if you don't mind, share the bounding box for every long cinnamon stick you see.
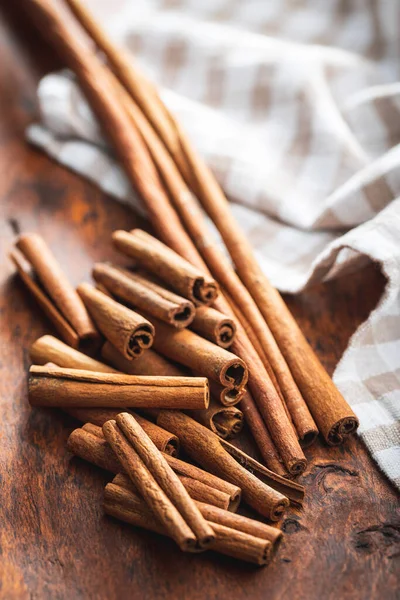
[191,399,243,440]
[67,427,240,511]
[77,283,154,359]
[26,0,305,472]
[102,341,186,377]
[92,263,195,329]
[157,411,288,520]
[114,472,280,545]
[29,364,209,410]
[113,229,218,306]
[149,317,247,391]
[103,417,215,550]
[104,482,271,565]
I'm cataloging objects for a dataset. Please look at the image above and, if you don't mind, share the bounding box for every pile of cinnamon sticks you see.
[12,0,360,567]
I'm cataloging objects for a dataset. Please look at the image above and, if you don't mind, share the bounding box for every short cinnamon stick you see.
[76,411,179,456]
[29,364,209,410]
[191,305,236,349]
[77,283,154,359]
[209,381,246,407]
[113,229,218,306]
[104,416,215,549]
[104,482,271,565]
[149,317,247,391]
[30,334,116,373]
[92,263,195,329]
[157,411,289,520]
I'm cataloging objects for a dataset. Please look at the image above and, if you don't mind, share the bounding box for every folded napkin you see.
[28,0,400,487]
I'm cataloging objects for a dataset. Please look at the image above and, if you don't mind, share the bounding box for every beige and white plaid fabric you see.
[28,0,400,487]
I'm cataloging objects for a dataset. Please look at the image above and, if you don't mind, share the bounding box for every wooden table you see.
[1,5,398,599]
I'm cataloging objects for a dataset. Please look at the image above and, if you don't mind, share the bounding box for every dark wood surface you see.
[1,5,399,599]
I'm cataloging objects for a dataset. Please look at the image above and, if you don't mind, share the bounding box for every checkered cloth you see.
[28,0,400,488]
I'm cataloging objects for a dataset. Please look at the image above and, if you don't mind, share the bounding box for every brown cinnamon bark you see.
[10,241,98,349]
[30,335,117,373]
[103,417,215,550]
[25,0,305,472]
[115,472,280,545]
[77,283,154,359]
[157,411,289,520]
[191,305,236,348]
[104,482,272,565]
[220,439,304,505]
[102,420,201,551]
[149,317,247,391]
[67,427,241,511]
[75,411,179,455]
[102,341,186,377]
[92,263,195,329]
[240,391,288,477]
[29,364,209,410]
[112,229,218,306]
[191,399,243,440]
[209,381,246,407]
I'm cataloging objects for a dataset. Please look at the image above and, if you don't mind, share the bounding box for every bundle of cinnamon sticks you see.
[11,0,361,567]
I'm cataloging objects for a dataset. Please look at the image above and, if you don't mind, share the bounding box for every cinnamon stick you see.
[149,317,247,391]
[29,364,209,410]
[77,283,154,359]
[209,381,246,407]
[191,305,236,349]
[92,263,195,329]
[102,341,186,377]
[10,236,98,349]
[240,391,288,477]
[112,229,218,306]
[67,427,240,511]
[77,412,179,456]
[114,472,280,545]
[103,416,215,550]
[30,334,117,373]
[26,0,305,472]
[191,399,243,440]
[104,482,271,565]
[102,420,201,551]
[157,411,289,520]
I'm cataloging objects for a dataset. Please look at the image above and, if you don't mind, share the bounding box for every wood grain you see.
[0,4,398,599]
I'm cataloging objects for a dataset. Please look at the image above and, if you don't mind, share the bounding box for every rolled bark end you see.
[270,499,290,522]
[220,386,246,407]
[171,302,195,328]
[216,321,236,348]
[212,409,243,440]
[287,457,307,476]
[127,323,155,358]
[220,359,248,389]
[192,277,218,305]
[300,429,319,448]
[327,416,359,445]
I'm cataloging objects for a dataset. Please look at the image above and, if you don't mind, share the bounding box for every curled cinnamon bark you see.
[92,263,195,329]
[76,411,179,456]
[104,416,215,550]
[104,481,272,565]
[29,364,209,410]
[102,341,186,377]
[157,411,289,521]
[209,381,246,407]
[149,318,247,391]
[10,235,98,348]
[30,335,117,373]
[113,229,218,306]
[191,399,243,440]
[191,305,236,349]
[77,283,154,359]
